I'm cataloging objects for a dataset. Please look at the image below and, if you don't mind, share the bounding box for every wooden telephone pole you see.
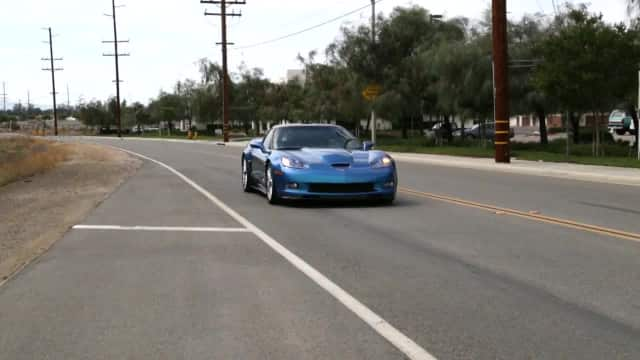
[103,0,130,138]
[492,0,510,163]
[42,27,63,136]
[201,0,245,143]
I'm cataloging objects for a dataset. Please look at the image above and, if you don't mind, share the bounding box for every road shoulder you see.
[0,142,141,284]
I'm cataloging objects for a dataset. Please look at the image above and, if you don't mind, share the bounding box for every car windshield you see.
[273,126,361,150]
[610,110,626,120]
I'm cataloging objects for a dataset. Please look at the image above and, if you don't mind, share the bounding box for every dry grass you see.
[0,136,71,186]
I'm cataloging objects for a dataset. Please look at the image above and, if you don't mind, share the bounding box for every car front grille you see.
[308,183,375,193]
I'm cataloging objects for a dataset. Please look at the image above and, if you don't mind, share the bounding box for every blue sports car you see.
[241,124,397,204]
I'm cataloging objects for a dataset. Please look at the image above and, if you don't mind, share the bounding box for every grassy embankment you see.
[0,137,71,186]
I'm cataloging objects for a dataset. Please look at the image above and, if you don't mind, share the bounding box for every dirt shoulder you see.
[0,140,141,282]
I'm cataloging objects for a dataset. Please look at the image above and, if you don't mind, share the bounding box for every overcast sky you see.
[0,0,628,108]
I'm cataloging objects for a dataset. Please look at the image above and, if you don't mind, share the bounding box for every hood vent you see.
[331,163,351,168]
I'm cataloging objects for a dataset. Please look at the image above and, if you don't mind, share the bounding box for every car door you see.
[488,123,495,140]
[252,129,274,186]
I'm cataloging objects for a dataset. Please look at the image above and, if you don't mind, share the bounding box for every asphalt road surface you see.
[1,138,640,360]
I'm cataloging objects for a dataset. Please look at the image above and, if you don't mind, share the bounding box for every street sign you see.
[362,84,382,101]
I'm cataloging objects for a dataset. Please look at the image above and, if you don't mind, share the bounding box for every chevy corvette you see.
[241,124,397,204]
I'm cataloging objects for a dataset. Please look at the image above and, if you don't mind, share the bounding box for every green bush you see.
[576,130,614,144]
[512,138,631,157]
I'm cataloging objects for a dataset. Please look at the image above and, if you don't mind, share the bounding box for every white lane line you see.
[73,225,250,233]
[111,145,437,360]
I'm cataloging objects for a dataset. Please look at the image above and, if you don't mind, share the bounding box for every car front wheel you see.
[242,157,252,192]
[265,165,281,205]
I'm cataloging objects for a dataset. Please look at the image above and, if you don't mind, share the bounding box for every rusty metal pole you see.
[492,0,510,163]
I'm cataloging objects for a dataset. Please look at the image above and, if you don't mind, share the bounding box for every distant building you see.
[360,118,393,131]
[286,69,306,85]
[510,113,600,129]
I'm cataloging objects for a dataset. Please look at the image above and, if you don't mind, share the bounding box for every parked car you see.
[608,110,636,135]
[463,122,514,140]
[428,121,459,140]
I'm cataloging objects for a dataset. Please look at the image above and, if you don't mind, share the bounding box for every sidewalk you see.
[390,152,640,187]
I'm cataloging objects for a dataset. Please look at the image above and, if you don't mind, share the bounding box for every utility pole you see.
[202,0,245,143]
[103,0,130,138]
[66,84,70,108]
[1,82,6,113]
[1,82,8,132]
[42,27,63,136]
[492,0,510,163]
[370,0,376,144]
[26,90,31,122]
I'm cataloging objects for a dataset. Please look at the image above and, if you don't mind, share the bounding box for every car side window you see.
[263,129,275,150]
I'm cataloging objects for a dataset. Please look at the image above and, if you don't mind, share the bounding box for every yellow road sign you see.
[362,84,382,101]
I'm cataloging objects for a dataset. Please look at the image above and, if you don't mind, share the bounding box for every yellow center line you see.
[399,187,640,243]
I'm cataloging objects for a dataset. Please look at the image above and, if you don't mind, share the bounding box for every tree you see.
[232,66,271,135]
[131,102,151,133]
[510,14,554,144]
[333,6,469,138]
[533,5,640,148]
[149,92,184,132]
[78,101,110,129]
[175,79,198,130]
[192,59,223,131]
[299,51,367,131]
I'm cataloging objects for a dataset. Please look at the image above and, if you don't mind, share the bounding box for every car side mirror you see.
[249,138,264,151]
[363,141,374,151]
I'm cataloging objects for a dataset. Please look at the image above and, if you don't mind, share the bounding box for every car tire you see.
[241,157,253,193]
[379,196,395,206]
[265,165,281,205]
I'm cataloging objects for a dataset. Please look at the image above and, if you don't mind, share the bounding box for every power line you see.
[233,0,385,51]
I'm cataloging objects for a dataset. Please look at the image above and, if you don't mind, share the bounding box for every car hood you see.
[277,148,387,169]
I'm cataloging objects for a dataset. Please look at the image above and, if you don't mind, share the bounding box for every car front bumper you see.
[274,166,397,200]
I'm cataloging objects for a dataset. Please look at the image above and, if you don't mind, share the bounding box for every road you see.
[1,138,640,359]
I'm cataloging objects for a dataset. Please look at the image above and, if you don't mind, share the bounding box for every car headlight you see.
[281,156,306,169]
[371,156,393,168]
